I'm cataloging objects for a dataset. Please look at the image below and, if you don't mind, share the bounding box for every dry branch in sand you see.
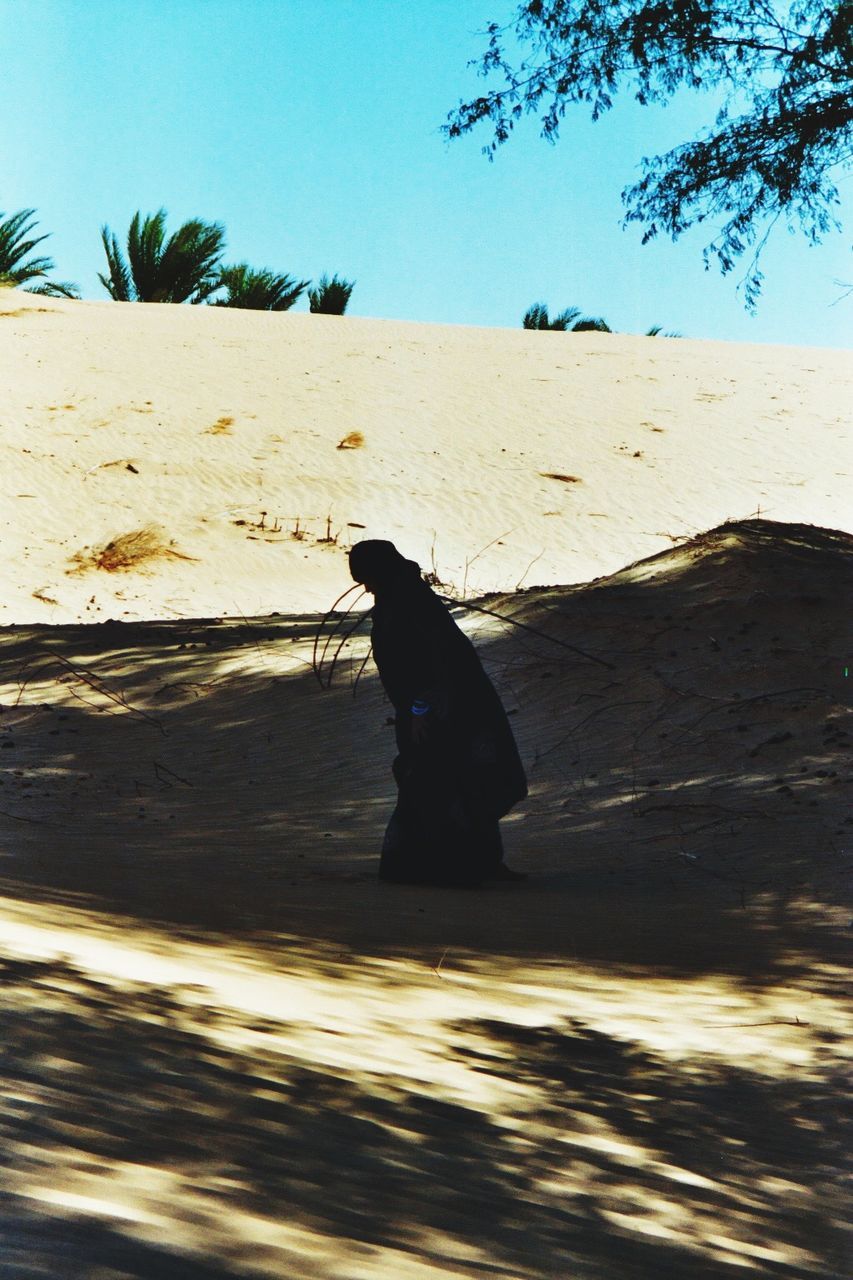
[13,647,164,730]
[67,527,195,574]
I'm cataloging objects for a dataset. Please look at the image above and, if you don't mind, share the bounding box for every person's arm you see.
[408,616,453,744]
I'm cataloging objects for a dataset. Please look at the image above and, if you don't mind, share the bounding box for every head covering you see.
[349,540,421,591]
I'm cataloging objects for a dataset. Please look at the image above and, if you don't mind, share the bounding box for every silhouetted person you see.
[349,539,527,886]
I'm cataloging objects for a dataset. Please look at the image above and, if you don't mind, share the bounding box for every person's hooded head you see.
[349,540,421,596]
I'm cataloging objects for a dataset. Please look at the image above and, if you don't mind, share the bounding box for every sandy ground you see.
[1,290,850,621]
[0,293,850,1278]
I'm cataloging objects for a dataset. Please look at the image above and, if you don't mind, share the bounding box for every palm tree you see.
[645,325,683,337]
[572,316,612,332]
[308,273,355,314]
[523,302,611,332]
[213,263,309,310]
[523,302,580,330]
[0,208,79,297]
[99,209,225,303]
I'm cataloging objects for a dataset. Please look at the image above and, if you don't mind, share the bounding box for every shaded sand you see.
[1,514,850,1277]
[1,290,850,623]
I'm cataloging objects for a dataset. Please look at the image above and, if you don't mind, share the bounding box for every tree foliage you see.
[0,208,79,297]
[446,1,853,306]
[571,315,612,331]
[214,263,310,310]
[523,301,580,327]
[99,209,226,303]
[308,273,355,314]
[523,301,612,329]
[524,302,683,332]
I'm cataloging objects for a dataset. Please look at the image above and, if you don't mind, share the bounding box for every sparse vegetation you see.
[317,515,339,545]
[68,527,194,573]
[235,511,284,534]
[228,512,346,548]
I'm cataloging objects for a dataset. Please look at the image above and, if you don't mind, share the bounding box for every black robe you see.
[369,574,527,884]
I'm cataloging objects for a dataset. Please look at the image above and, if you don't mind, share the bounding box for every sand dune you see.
[2,289,850,623]
[1,290,850,1278]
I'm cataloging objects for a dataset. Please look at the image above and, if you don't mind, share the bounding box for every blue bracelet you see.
[411,700,430,716]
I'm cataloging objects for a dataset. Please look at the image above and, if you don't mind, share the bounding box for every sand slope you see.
[2,516,850,928]
[1,519,850,1277]
[2,290,850,623]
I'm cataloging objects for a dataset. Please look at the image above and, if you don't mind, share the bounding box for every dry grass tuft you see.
[68,527,195,574]
[0,307,53,318]
[337,431,365,450]
[206,416,235,435]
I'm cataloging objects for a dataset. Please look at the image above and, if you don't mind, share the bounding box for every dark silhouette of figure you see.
[349,539,527,886]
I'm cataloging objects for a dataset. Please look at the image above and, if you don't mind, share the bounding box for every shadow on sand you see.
[0,949,848,1278]
[0,520,850,1276]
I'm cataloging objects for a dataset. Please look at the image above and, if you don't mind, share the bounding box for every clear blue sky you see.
[4,0,851,346]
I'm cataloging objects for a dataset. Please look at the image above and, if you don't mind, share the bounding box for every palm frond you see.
[523,302,582,330]
[25,280,80,299]
[102,210,226,303]
[0,255,54,284]
[523,302,549,329]
[572,316,612,332]
[308,273,355,314]
[552,307,582,330]
[127,209,167,302]
[214,263,310,310]
[99,225,134,300]
[0,208,54,284]
[157,216,225,303]
[190,274,226,304]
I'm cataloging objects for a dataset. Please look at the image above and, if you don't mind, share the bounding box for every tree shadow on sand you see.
[0,953,847,1278]
[0,518,849,973]
[0,520,850,1276]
